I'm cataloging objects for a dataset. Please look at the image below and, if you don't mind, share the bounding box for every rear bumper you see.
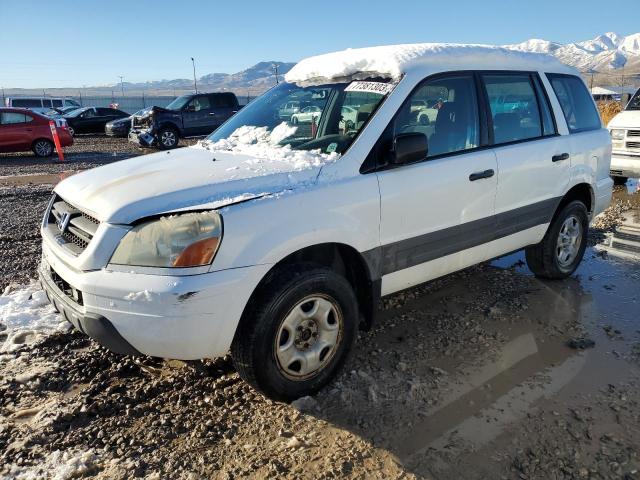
[610,153,640,178]
[105,125,128,137]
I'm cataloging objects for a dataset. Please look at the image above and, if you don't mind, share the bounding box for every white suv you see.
[607,87,640,181]
[39,44,612,400]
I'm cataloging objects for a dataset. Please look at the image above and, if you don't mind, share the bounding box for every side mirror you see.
[392,132,428,165]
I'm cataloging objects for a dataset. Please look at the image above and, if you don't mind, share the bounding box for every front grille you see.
[627,130,640,137]
[626,141,640,149]
[50,267,84,305]
[46,194,100,255]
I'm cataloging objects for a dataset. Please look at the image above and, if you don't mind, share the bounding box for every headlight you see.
[110,211,222,268]
[610,129,625,140]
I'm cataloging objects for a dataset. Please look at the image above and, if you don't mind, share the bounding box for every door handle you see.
[552,153,569,162]
[469,169,495,181]
[208,112,216,116]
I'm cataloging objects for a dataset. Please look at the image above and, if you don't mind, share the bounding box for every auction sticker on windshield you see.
[344,81,394,95]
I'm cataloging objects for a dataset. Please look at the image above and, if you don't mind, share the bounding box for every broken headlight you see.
[110,211,222,268]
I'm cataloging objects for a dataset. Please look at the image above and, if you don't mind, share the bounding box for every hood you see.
[608,109,640,128]
[54,146,321,224]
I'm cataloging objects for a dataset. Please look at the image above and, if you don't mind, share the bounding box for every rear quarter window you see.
[546,74,601,133]
[12,98,43,108]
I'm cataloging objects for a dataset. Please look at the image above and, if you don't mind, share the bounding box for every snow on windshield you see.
[285,43,573,84]
[202,122,339,171]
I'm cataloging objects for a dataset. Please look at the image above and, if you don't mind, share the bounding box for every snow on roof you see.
[285,43,575,84]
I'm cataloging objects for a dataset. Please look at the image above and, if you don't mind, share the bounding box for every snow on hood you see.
[608,109,640,128]
[285,43,573,84]
[54,124,338,224]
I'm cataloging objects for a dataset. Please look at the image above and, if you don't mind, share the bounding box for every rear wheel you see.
[231,265,358,401]
[157,127,179,149]
[32,139,54,157]
[525,200,589,279]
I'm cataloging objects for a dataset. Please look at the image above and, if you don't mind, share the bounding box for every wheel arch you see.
[555,183,594,220]
[157,121,181,136]
[242,242,380,332]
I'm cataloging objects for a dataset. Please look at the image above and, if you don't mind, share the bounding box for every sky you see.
[1,0,639,88]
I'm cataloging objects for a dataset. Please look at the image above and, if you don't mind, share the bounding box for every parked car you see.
[105,110,144,137]
[129,93,240,149]
[278,101,300,121]
[4,97,81,115]
[63,107,129,136]
[39,44,612,401]
[290,105,322,124]
[607,87,640,182]
[0,107,73,156]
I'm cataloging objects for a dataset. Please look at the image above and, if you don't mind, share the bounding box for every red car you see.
[0,107,73,157]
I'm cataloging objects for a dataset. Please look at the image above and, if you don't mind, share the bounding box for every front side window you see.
[80,108,96,118]
[206,81,390,156]
[52,99,63,107]
[547,74,601,133]
[187,96,211,111]
[394,75,479,157]
[483,74,542,144]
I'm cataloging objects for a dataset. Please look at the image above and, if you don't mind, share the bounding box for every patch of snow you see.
[285,43,570,84]
[4,448,97,480]
[202,123,339,172]
[0,283,68,354]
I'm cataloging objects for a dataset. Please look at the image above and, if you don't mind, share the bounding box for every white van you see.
[5,96,81,114]
[607,87,640,181]
[39,44,612,400]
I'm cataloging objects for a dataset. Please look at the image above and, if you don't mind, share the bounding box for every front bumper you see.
[128,129,156,147]
[610,153,640,178]
[39,245,271,359]
[105,125,129,137]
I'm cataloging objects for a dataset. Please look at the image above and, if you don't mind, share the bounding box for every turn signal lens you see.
[173,237,220,267]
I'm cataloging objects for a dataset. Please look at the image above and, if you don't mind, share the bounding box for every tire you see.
[231,264,358,401]
[613,176,628,185]
[157,127,179,149]
[525,200,589,279]
[32,139,54,157]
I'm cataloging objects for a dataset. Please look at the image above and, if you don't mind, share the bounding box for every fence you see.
[75,94,257,114]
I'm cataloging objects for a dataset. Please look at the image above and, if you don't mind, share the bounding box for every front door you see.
[182,96,215,136]
[376,73,498,295]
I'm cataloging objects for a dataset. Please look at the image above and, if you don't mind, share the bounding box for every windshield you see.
[165,95,191,111]
[64,108,86,117]
[206,81,391,156]
[627,88,640,110]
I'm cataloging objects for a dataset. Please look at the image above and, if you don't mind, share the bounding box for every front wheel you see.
[525,200,589,279]
[157,127,179,149]
[231,265,358,401]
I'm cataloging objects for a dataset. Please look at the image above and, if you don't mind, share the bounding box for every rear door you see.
[482,72,570,248]
[376,73,498,295]
[210,94,238,128]
[0,111,33,151]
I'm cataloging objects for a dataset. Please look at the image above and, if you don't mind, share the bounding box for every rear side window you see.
[1,112,31,124]
[483,74,543,144]
[211,94,235,108]
[52,99,63,107]
[12,98,42,108]
[547,74,601,133]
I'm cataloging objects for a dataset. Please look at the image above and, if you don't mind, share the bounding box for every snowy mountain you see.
[505,32,640,72]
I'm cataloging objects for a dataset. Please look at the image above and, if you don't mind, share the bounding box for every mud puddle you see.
[0,171,79,186]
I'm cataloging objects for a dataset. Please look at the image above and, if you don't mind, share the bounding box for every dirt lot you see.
[1,139,639,479]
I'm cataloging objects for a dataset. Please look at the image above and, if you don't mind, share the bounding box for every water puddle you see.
[0,170,79,186]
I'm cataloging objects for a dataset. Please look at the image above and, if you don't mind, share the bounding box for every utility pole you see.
[1,86,5,106]
[191,57,198,93]
[273,64,279,85]
[119,76,125,97]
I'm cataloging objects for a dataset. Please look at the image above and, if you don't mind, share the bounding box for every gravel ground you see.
[0,143,639,479]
